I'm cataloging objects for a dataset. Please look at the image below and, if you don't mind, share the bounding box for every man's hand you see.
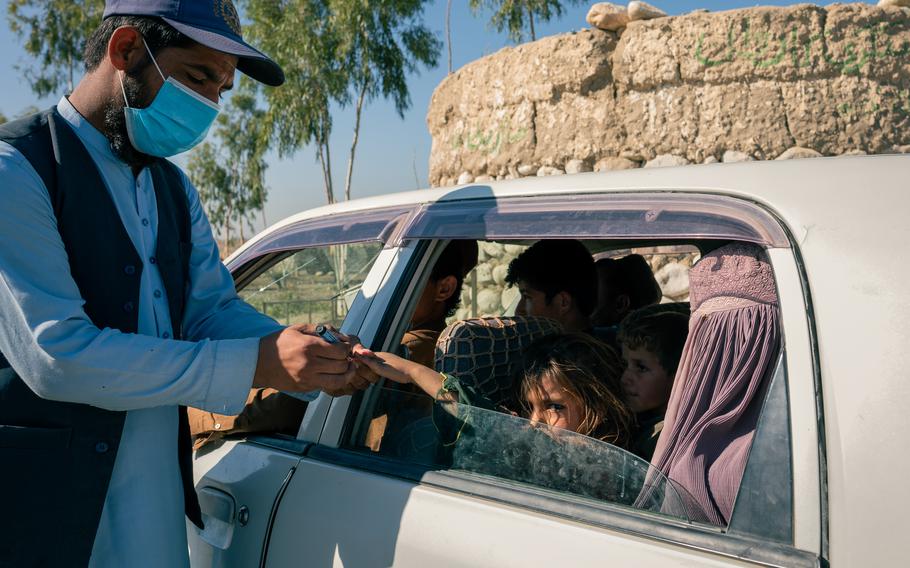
[311,325,380,395]
[253,325,362,395]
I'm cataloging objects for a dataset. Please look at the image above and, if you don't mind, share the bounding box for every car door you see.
[188,205,415,568]
[258,191,825,567]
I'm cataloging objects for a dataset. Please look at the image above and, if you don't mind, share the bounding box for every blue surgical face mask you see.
[119,40,220,158]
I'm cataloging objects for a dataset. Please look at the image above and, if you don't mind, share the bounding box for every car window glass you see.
[239,242,383,327]
[230,206,412,270]
[356,387,697,522]
[189,242,385,450]
[727,354,793,543]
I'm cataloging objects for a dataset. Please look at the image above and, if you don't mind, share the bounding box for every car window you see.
[239,242,383,327]
[357,387,698,521]
[188,242,385,444]
[230,205,412,272]
[341,201,795,552]
[348,236,792,528]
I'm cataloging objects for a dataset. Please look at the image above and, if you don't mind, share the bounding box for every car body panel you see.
[190,441,303,568]
[194,156,910,567]
[265,457,764,568]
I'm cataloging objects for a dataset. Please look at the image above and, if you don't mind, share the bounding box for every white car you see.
[189,155,909,567]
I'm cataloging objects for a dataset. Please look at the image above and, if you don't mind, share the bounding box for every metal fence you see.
[260,298,345,327]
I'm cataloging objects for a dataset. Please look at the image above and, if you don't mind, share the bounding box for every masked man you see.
[0,2,370,566]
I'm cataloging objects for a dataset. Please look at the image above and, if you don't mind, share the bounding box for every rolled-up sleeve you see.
[0,144,273,415]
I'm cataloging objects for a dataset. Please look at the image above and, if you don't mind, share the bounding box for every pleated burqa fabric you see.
[641,243,781,526]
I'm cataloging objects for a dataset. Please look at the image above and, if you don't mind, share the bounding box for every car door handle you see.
[196,486,237,550]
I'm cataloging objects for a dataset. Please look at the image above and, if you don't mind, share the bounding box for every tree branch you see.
[344,81,368,203]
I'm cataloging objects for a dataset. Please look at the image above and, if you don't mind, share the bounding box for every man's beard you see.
[104,69,157,170]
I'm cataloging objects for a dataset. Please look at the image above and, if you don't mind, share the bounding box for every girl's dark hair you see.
[83,16,194,72]
[513,333,634,447]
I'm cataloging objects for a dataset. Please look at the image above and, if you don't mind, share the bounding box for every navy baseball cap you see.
[103,0,284,87]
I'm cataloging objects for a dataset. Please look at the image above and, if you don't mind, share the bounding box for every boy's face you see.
[515,280,577,327]
[524,374,586,434]
[620,344,673,414]
[515,281,557,320]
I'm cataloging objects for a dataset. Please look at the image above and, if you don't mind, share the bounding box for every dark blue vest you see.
[0,109,200,567]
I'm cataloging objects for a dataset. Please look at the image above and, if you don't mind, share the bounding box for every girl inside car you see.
[354,332,634,447]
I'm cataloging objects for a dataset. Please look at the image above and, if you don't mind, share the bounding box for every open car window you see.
[239,243,383,327]
[284,189,809,564]
[343,236,795,551]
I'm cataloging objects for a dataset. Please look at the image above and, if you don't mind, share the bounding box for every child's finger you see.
[352,344,375,357]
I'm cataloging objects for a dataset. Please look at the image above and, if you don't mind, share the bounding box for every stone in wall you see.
[723,150,753,163]
[427,3,910,184]
[565,159,592,173]
[777,146,823,160]
[644,154,689,168]
[628,1,667,22]
[476,288,501,315]
[655,261,690,301]
[587,3,629,32]
[594,156,633,170]
[428,30,619,182]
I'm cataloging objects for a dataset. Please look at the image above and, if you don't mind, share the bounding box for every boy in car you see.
[505,239,597,333]
[617,303,690,461]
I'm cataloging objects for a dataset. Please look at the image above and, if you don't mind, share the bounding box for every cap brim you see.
[162,18,285,87]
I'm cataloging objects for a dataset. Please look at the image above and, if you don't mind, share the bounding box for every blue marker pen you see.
[315,324,341,344]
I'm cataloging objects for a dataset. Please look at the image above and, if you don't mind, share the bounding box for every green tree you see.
[330,0,440,201]
[243,0,347,205]
[244,0,438,291]
[446,0,453,74]
[469,0,578,43]
[6,0,105,97]
[187,78,270,250]
[244,0,439,204]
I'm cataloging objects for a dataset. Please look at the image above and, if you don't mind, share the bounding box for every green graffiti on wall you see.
[837,86,910,119]
[450,122,529,155]
[694,19,910,75]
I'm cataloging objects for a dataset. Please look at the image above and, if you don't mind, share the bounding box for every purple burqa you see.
[644,243,781,526]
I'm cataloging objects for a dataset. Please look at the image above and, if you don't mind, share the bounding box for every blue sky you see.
[0,0,875,232]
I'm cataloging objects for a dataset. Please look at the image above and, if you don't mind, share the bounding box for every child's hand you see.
[353,349,446,399]
[353,350,417,385]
